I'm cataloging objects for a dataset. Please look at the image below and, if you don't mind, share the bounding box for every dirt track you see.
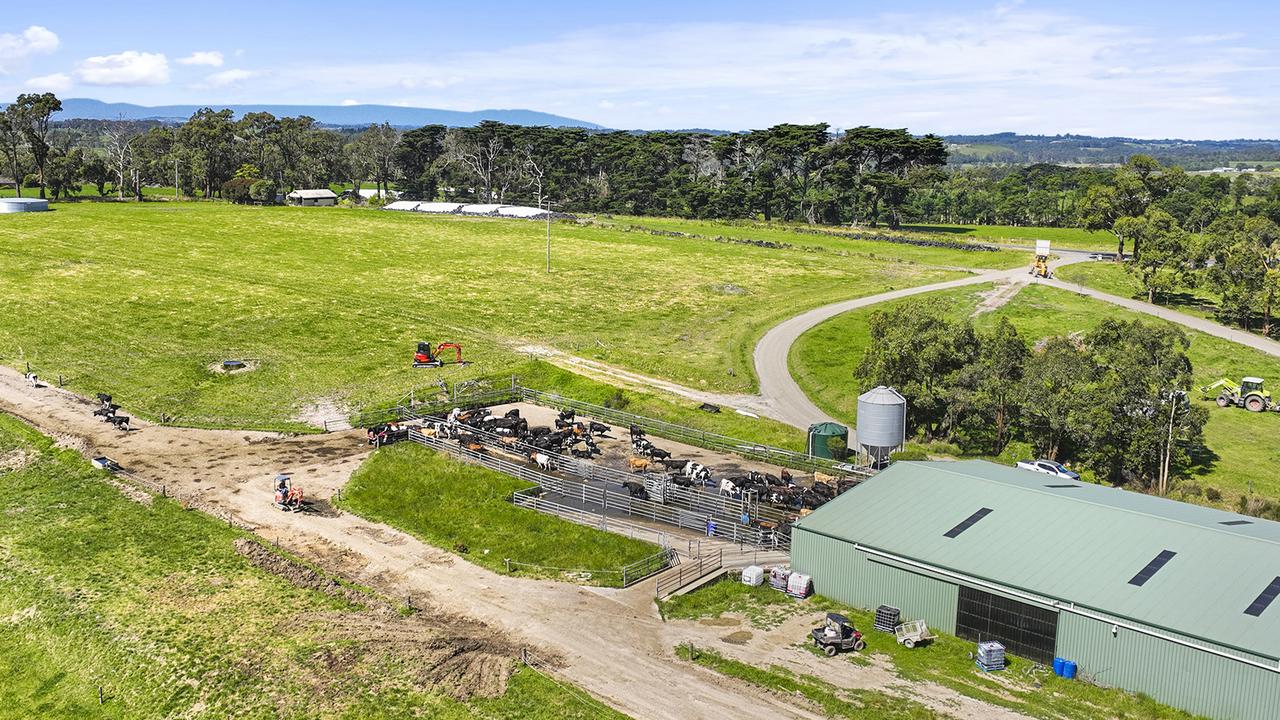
[0,366,1029,719]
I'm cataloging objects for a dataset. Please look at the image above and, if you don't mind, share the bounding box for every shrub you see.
[1204,486,1221,502]
[603,389,629,409]
[220,177,256,204]
[249,179,278,204]
[826,435,848,460]
[890,448,928,462]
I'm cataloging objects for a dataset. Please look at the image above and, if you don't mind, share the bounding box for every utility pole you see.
[545,198,555,272]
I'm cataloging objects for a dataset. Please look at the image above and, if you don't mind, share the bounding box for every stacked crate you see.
[976,641,1006,671]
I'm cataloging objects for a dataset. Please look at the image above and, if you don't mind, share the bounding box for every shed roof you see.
[287,189,337,199]
[794,460,1280,659]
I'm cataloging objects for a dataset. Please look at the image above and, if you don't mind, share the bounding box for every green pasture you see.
[789,283,1280,506]
[0,202,1004,430]
[903,223,1116,252]
[1056,262,1279,340]
[0,415,624,719]
[338,442,659,586]
[594,215,1029,270]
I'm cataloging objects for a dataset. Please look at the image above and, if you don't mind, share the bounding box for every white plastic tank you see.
[0,198,50,213]
[857,386,906,463]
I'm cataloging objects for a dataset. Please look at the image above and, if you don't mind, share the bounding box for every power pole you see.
[545,198,555,272]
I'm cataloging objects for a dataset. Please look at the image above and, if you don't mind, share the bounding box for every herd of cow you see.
[366,404,856,514]
[91,393,131,431]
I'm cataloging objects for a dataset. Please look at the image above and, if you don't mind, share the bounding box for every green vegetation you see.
[675,644,936,719]
[904,223,1114,251]
[0,415,625,719]
[791,283,1280,506]
[337,442,659,586]
[0,202,985,431]
[671,582,1200,720]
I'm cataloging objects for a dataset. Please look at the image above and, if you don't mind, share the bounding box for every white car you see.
[1015,459,1080,481]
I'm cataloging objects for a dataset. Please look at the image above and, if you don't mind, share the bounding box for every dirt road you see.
[0,366,1032,719]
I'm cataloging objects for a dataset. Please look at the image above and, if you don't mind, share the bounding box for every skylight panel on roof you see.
[1128,550,1177,587]
[1244,577,1280,617]
[943,508,992,538]
[1219,520,1253,526]
[1044,484,1080,488]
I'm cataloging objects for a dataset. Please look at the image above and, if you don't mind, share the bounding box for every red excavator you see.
[413,341,468,368]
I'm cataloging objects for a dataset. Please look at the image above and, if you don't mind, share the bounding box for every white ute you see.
[1015,459,1080,481]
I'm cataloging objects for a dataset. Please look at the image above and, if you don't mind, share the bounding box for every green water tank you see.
[807,422,849,459]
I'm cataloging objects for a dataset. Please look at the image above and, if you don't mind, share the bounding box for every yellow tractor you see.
[1030,239,1051,278]
[1200,377,1278,413]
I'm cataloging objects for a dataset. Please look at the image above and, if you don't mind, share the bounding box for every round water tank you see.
[0,197,50,213]
[857,386,906,461]
[807,422,848,459]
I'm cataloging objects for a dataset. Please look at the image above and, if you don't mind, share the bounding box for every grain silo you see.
[856,386,906,463]
[0,198,50,213]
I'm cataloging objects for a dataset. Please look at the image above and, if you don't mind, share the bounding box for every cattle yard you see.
[366,386,873,559]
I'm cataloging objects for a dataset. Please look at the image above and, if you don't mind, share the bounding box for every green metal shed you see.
[791,460,1280,720]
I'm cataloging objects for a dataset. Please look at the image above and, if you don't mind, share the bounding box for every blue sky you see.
[2,0,1277,138]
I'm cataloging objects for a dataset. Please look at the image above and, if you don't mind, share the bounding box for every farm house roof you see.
[794,460,1280,660]
[286,189,337,199]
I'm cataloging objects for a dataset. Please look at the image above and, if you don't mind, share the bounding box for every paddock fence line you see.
[655,548,724,599]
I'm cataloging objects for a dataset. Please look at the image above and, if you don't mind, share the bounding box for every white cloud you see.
[0,25,59,72]
[177,50,223,67]
[286,7,1277,138]
[202,68,255,87]
[23,72,72,93]
[340,98,360,106]
[76,51,169,86]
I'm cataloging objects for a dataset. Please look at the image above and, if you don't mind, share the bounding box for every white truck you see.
[1015,458,1080,481]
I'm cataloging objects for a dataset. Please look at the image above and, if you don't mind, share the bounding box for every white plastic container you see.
[786,572,813,599]
[741,565,764,587]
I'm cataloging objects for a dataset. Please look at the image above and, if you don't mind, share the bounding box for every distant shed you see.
[286,189,338,207]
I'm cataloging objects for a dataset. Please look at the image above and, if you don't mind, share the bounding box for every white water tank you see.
[0,198,50,213]
[857,386,906,463]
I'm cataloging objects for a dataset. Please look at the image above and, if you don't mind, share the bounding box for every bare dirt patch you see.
[235,537,528,699]
[207,359,259,375]
[721,630,753,645]
[972,280,1026,317]
[294,397,350,428]
[0,449,33,473]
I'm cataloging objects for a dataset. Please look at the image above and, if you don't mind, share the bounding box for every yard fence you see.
[655,549,724,599]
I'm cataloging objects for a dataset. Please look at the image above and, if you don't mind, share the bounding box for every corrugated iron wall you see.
[1056,613,1280,720]
[792,528,959,633]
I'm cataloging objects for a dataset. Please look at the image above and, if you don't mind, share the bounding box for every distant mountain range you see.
[43,98,602,129]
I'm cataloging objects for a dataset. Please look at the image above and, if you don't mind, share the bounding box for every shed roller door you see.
[956,585,1058,664]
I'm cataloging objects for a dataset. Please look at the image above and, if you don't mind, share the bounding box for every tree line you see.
[3,92,953,227]
[857,301,1207,495]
